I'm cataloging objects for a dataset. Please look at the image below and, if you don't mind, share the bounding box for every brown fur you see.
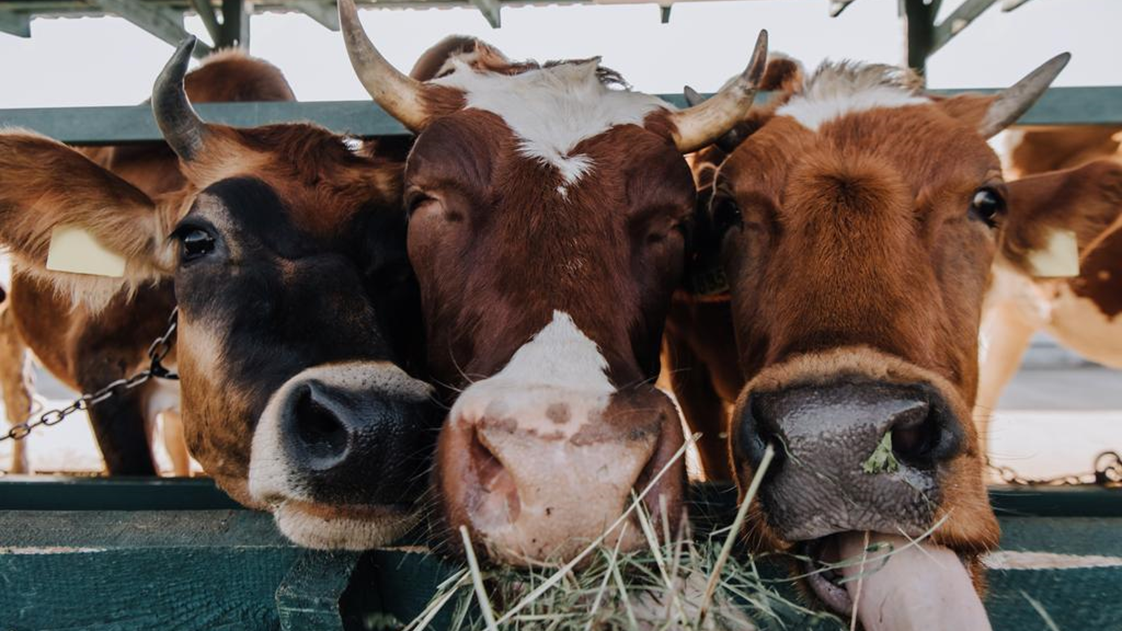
[671,62,1023,596]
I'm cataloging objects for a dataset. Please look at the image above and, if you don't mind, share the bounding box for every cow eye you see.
[178,228,215,262]
[970,188,1004,227]
[711,196,742,236]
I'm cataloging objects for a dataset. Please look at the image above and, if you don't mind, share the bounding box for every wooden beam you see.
[219,0,249,47]
[0,87,1116,147]
[828,0,857,18]
[0,10,30,37]
[902,0,940,76]
[291,0,339,30]
[931,0,999,55]
[189,0,223,45]
[90,0,213,57]
[471,0,501,28]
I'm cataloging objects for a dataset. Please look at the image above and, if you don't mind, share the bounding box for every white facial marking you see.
[432,59,671,186]
[776,63,929,132]
[449,310,615,433]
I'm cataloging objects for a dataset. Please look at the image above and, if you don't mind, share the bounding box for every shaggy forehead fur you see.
[427,45,673,184]
[776,61,929,131]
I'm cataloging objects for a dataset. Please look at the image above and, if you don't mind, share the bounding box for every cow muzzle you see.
[734,380,964,542]
[438,385,686,566]
[249,361,437,549]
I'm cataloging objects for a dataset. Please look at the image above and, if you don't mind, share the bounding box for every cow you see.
[338,0,769,565]
[0,48,297,476]
[0,38,440,550]
[975,125,1122,455]
[668,54,1105,628]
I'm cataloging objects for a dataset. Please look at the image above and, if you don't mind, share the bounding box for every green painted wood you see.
[276,549,363,631]
[0,86,1118,146]
[0,510,301,630]
[0,475,243,510]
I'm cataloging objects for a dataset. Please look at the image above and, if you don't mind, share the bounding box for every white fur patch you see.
[776,63,929,132]
[432,59,671,185]
[448,310,615,434]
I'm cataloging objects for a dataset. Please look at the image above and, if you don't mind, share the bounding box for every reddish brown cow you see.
[670,55,1098,626]
[338,0,770,564]
[975,127,1122,453]
[0,49,294,476]
[0,39,439,549]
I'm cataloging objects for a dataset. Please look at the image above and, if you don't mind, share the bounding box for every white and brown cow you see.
[975,126,1122,453]
[670,55,1098,627]
[338,0,770,564]
[0,49,296,476]
[0,39,440,549]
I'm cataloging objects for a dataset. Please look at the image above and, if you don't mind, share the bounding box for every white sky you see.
[0,0,1117,108]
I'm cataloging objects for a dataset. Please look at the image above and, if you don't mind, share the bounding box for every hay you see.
[406,444,850,630]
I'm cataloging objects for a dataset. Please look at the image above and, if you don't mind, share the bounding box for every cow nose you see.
[733,381,963,541]
[439,389,686,565]
[273,375,434,505]
[286,382,365,469]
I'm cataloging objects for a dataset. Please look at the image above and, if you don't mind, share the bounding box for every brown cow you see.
[338,0,769,564]
[0,39,439,549]
[672,55,1096,627]
[0,49,296,476]
[975,126,1122,454]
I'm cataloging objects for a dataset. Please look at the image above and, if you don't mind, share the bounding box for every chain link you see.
[988,450,1122,488]
[1,307,178,442]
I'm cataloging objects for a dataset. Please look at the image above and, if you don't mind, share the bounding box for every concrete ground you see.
[2,358,1118,480]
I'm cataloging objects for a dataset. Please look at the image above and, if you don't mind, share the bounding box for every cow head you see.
[0,39,438,549]
[696,55,1072,620]
[339,0,768,564]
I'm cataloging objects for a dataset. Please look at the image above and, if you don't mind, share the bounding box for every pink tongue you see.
[837,532,991,631]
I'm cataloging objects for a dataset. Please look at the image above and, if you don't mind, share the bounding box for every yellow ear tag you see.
[46,225,126,278]
[1025,228,1080,278]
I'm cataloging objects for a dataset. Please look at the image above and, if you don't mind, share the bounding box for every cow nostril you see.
[735,393,786,472]
[468,428,520,524]
[293,386,349,463]
[890,404,940,467]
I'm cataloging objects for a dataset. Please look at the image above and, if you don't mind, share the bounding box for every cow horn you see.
[669,30,768,154]
[152,37,209,162]
[338,0,430,132]
[977,52,1070,138]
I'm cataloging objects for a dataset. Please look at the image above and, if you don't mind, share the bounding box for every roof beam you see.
[188,0,222,45]
[291,0,339,30]
[931,0,999,55]
[471,0,501,28]
[91,0,212,57]
[0,10,29,36]
[829,0,857,17]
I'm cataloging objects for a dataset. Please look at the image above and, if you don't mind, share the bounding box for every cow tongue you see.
[836,532,991,631]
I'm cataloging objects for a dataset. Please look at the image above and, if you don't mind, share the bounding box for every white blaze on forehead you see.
[449,310,615,431]
[776,62,930,132]
[432,58,672,185]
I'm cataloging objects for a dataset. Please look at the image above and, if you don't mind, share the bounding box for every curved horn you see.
[669,30,768,154]
[683,85,750,154]
[152,37,209,161]
[338,0,430,132]
[977,53,1070,138]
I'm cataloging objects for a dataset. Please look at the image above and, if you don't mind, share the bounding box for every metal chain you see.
[988,450,1122,488]
[1,307,179,442]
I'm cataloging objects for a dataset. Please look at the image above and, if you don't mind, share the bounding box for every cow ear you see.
[0,131,174,309]
[998,160,1122,278]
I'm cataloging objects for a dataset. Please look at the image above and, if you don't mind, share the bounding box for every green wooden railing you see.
[1,86,1119,146]
[2,477,1120,630]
